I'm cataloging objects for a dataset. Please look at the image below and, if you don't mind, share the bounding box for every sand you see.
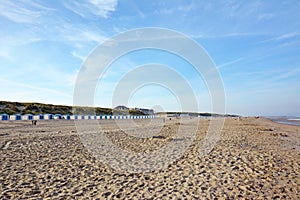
[0,117,299,199]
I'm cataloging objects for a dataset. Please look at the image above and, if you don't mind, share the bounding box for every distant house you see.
[114,105,129,111]
[180,113,190,117]
[134,108,154,115]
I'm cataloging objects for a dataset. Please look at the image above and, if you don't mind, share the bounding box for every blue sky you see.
[0,0,300,116]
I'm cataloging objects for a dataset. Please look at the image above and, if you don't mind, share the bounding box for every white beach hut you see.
[44,114,53,120]
[10,114,22,120]
[64,115,71,120]
[70,115,78,120]
[22,114,33,120]
[53,114,62,120]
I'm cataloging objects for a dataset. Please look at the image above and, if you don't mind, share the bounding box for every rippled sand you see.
[0,117,299,199]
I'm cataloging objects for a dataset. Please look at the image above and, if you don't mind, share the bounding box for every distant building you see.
[114,105,129,111]
[180,113,190,117]
[134,108,154,115]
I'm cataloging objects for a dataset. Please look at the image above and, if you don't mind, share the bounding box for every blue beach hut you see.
[1,114,9,120]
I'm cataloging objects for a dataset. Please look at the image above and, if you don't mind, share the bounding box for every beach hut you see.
[22,114,33,120]
[0,114,9,121]
[53,114,62,120]
[44,114,53,120]
[64,115,71,120]
[10,114,22,121]
[83,115,91,120]
[70,115,78,120]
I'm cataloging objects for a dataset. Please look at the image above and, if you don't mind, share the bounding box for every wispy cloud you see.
[64,0,118,19]
[257,13,274,21]
[0,78,71,98]
[217,57,245,69]
[71,51,86,62]
[0,1,54,24]
[191,32,264,39]
[268,68,300,83]
[258,32,300,44]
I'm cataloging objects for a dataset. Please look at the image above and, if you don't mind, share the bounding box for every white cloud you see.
[217,57,245,69]
[0,1,54,24]
[71,51,86,62]
[258,32,300,44]
[64,0,118,19]
[257,13,274,21]
[0,78,71,98]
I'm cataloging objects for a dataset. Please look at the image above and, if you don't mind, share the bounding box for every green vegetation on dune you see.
[0,101,238,117]
[0,101,147,116]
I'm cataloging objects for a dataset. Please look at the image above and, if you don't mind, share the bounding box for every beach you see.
[0,117,299,199]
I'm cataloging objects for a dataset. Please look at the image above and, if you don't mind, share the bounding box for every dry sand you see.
[0,117,299,199]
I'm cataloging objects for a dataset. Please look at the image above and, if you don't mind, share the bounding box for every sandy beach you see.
[0,117,299,199]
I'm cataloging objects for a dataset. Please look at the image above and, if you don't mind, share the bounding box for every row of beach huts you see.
[0,114,155,121]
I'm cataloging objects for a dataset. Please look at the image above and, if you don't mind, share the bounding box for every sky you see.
[0,0,300,116]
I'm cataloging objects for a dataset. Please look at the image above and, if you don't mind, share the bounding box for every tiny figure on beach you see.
[31,120,37,125]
